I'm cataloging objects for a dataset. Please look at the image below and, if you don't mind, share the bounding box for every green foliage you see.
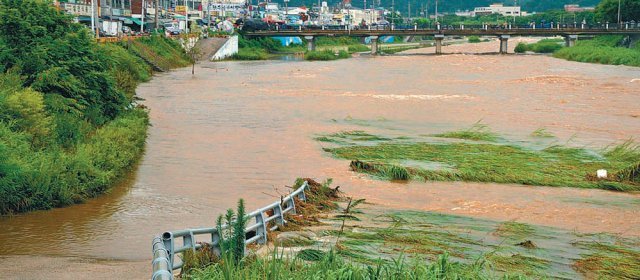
[216,199,248,263]
[130,35,191,69]
[514,42,528,53]
[0,0,126,125]
[305,50,351,61]
[238,35,283,52]
[468,36,481,43]
[232,48,269,60]
[0,109,148,214]
[596,0,640,23]
[514,39,564,54]
[316,36,361,46]
[348,44,370,53]
[553,36,640,67]
[97,43,151,98]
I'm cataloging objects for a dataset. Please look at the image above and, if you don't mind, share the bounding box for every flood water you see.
[1,40,639,276]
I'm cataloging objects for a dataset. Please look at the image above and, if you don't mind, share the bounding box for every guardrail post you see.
[255,212,268,244]
[274,204,285,226]
[288,195,297,215]
[211,230,221,256]
[162,233,174,270]
[183,232,196,252]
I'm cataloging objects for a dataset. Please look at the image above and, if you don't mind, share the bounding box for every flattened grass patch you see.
[320,128,640,191]
[574,240,640,279]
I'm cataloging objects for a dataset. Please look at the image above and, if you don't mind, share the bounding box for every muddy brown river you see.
[1,40,639,279]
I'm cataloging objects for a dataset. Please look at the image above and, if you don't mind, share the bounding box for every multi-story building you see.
[564,4,595,13]
[474,4,521,17]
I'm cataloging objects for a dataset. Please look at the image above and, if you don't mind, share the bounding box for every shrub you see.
[305,50,350,61]
[514,42,529,53]
[468,36,481,43]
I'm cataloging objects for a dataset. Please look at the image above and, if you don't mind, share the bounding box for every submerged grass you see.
[574,240,640,279]
[305,50,351,61]
[433,122,499,142]
[530,128,554,138]
[322,128,640,191]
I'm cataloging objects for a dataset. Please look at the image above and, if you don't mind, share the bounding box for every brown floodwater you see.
[1,40,639,278]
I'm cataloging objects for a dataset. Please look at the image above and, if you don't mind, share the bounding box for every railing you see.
[151,181,309,280]
[247,22,640,34]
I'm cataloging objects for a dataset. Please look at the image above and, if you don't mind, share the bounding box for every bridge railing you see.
[253,22,640,33]
[151,181,309,280]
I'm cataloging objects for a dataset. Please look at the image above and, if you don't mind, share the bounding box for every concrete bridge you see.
[245,26,640,55]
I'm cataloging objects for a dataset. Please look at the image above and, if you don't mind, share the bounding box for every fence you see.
[151,181,309,280]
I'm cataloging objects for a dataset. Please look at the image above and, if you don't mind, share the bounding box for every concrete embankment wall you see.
[211,35,238,60]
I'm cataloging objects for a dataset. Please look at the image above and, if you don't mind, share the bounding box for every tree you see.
[596,0,640,23]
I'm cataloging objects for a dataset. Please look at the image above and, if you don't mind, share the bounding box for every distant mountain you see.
[268,0,602,15]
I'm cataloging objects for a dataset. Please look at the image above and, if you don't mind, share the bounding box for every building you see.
[564,4,595,13]
[474,4,521,17]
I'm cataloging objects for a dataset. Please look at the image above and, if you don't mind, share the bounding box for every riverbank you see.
[0,0,190,215]
[515,35,640,67]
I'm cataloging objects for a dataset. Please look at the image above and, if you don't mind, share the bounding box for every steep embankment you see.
[0,0,190,215]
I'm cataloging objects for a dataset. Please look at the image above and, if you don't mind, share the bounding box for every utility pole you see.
[408,1,410,23]
[617,0,622,25]
[141,0,145,32]
[155,0,159,31]
[391,0,395,24]
[434,0,438,23]
[185,0,189,33]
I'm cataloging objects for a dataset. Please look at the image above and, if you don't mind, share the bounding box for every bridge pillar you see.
[564,35,578,47]
[370,36,379,55]
[305,36,316,51]
[499,35,510,54]
[434,34,445,55]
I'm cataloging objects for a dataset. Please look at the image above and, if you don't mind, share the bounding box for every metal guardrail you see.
[151,181,309,280]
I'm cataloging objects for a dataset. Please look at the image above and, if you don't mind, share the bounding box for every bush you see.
[468,36,481,43]
[553,35,640,67]
[233,48,269,60]
[305,50,350,61]
[514,42,529,53]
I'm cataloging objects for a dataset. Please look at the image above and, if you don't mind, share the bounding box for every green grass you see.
[553,35,640,67]
[348,44,370,53]
[432,122,499,142]
[305,50,351,61]
[232,48,269,60]
[186,250,498,280]
[321,129,640,191]
[130,35,192,69]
